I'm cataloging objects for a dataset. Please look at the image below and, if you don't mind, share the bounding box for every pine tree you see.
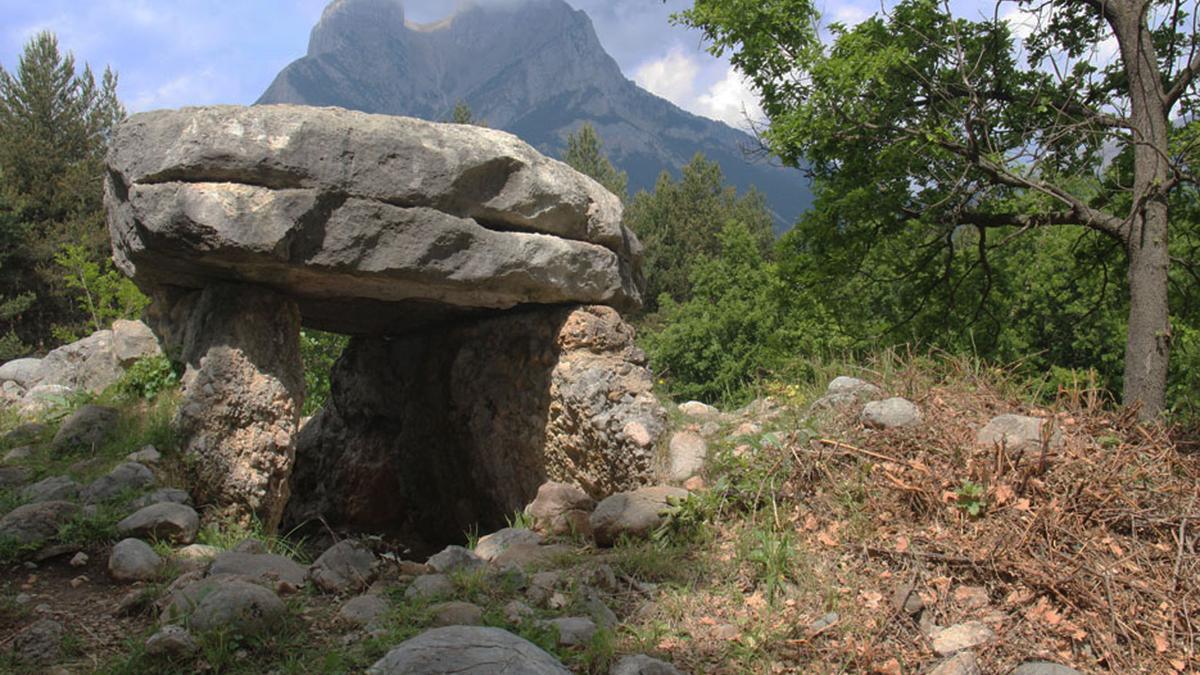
[0,31,126,350]
[563,123,628,202]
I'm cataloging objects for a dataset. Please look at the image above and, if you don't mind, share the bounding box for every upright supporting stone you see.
[171,284,304,531]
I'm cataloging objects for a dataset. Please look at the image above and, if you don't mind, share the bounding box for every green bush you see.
[116,355,180,401]
[300,329,348,416]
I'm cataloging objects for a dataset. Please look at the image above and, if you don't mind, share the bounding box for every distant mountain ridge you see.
[258,0,812,228]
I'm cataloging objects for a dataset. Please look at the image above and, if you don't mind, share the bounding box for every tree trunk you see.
[1114,4,1173,419]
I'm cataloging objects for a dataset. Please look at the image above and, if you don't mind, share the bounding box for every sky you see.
[0,0,1069,131]
[0,0,874,130]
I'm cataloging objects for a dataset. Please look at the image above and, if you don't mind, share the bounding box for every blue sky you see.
[0,0,1028,129]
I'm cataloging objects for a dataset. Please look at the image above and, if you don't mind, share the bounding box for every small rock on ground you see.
[976,414,1064,451]
[474,528,543,562]
[208,551,306,587]
[0,500,80,547]
[339,594,389,627]
[117,502,200,544]
[930,622,996,656]
[126,445,162,463]
[590,486,689,547]
[543,616,596,646]
[128,488,192,509]
[309,539,377,593]
[611,654,685,675]
[367,626,569,674]
[20,476,80,503]
[861,397,922,429]
[3,446,33,463]
[81,462,155,503]
[145,625,199,659]
[108,538,163,583]
[677,401,719,418]
[405,574,454,601]
[10,618,64,665]
[526,481,595,537]
[189,580,287,635]
[666,431,706,482]
[51,404,119,451]
[427,545,484,573]
[430,600,484,626]
[1010,663,1084,675]
[0,465,31,488]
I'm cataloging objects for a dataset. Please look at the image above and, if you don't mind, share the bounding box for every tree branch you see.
[1164,52,1200,109]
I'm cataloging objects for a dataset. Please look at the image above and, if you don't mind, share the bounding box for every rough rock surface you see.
[813,376,883,408]
[106,105,644,333]
[188,580,287,635]
[474,528,543,562]
[81,462,155,503]
[10,618,65,665]
[52,404,119,452]
[666,431,707,481]
[339,593,388,627]
[405,574,454,601]
[108,538,163,582]
[208,551,307,588]
[0,358,43,389]
[930,622,996,655]
[430,601,485,627]
[428,546,485,574]
[308,540,377,593]
[1010,662,1083,675]
[976,414,1064,452]
[20,476,80,503]
[368,626,570,674]
[0,501,80,547]
[590,486,689,547]
[861,397,922,429]
[285,305,664,542]
[526,481,596,537]
[145,625,199,659]
[169,284,303,531]
[543,616,596,646]
[128,488,192,510]
[12,322,161,399]
[117,503,201,544]
[928,651,983,675]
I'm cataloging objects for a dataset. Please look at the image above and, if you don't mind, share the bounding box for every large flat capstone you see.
[105,105,644,333]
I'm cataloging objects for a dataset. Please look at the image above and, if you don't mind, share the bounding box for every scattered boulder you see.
[111,319,162,365]
[308,540,377,593]
[0,501,80,547]
[17,384,73,416]
[861,397,921,429]
[527,481,596,537]
[144,624,199,659]
[173,544,220,573]
[10,618,65,665]
[677,401,719,418]
[188,580,287,635]
[0,358,43,389]
[928,651,982,675]
[108,538,163,582]
[930,622,996,656]
[3,446,33,463]
[666,431,706,482]
[474,528,543,562]
[126,445,162,464]
[504,600,535,624]
[584,594,618,629]
[611,654,685,675]
[813,376,883,408]
[427,546,485,574]
[976,415,1063,452]
[117,502,201,544]
[0,465,30,488]
[590,486,689,547]
[20,476,80,504]
[208,551,307,588]
[128,488,192,510]
[405,574,454,601]
[4,422,47,444]
[490,542,571,569]
[543,616,596,646]
[367,626,570,674]
[430,600,485,626]
[36,330,124,394]
[81,462,155,503]
[70,552,89,567]
[339,593,389,627]
[51,404,119,452]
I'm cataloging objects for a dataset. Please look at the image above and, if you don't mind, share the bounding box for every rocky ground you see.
[0,351,1197,673]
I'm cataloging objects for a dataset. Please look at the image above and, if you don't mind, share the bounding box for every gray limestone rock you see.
[128,488,192,510]
[308,540,377,593]
[526,481,596,538]
[590,486,689,547]
[106,105,644,333]
[188,580,287,635]
[430,600,485,627]
[52,404,119,452]
[81,462,155,503]
[930,622,996,656]
[144,624,199,659]
[405,574,454,601]
[976,415,1064,452]
[117,502,201,544]
[0,501,80,547]
[610,654,685,675]
[108,538,163,582]
[861,397,922,429]
[10,618,65,665]
[542,616,597,646]
[367,626,570,674]
[1010,663,1084,675]
[0,358,43,389]
[666,431,707,482]
[929,651,983,675]
[339,593,389,627]
[20,476,80,504]
[208,551,307,588]
[474,528,543,562]
[427,546,485,574]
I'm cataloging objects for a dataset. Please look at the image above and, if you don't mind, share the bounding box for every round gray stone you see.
[367,626,570,674]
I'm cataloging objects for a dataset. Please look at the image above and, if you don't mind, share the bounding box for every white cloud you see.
[829,3,870,27]
[129,68,227,111]
[633,47,700,105]
[694,65,764,129]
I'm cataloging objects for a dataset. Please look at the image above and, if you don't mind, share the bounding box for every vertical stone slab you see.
[172,284,304,532]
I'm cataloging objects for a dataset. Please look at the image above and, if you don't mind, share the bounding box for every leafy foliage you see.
[53,243,148,341]
[300,329,348,416]
[116,355,180,402]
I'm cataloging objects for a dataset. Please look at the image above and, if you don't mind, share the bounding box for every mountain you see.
[258,0,812,228]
